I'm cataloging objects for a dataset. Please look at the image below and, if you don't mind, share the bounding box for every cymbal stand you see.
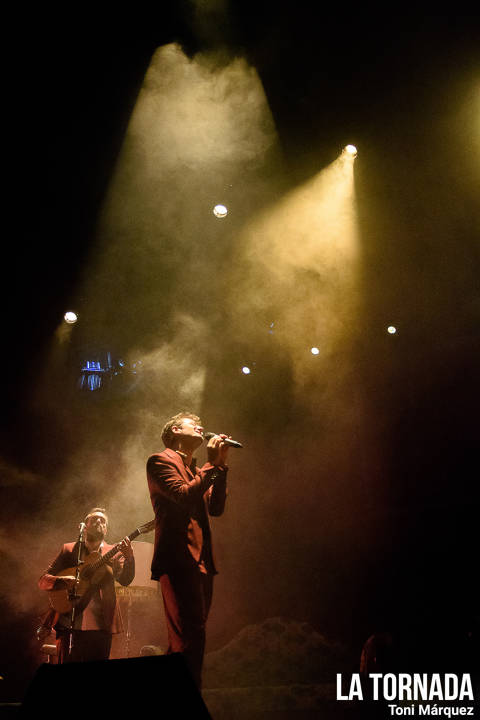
[125,591,133,658]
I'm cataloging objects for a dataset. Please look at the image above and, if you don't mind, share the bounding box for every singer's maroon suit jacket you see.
[146,448,227,580]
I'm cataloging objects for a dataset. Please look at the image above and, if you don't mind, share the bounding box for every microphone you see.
[78,522,86,539]
[204,432,243,448]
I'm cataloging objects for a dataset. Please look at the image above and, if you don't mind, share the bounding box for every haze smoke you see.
[2,43,283,628]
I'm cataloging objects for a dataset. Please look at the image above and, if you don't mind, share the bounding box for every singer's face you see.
[174,417,204,447]
[86,512,108,539]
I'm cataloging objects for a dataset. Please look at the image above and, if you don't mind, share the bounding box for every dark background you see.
[1,5,479,703]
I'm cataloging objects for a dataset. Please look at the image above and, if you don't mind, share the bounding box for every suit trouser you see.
[56,629,112,663]
[160,569,213,688]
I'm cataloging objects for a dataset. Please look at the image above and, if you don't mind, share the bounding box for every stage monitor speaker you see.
[21,653,211,717]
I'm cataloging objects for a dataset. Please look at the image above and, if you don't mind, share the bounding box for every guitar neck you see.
[88,528,141,572]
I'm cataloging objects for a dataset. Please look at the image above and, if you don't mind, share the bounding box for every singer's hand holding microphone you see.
[204,431,242,467]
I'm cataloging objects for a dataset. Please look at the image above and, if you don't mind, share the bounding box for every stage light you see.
[387,325,397,334]
[213,204,228,218]
[344,144,358,157]
[310,347,320,355]
[64,311,78,324]
[241,366,251,375]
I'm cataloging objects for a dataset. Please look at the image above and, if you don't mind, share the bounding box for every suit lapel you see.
[164,447,193,482]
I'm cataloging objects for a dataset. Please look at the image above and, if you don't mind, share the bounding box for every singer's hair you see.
[84,507,108,524]
[161,412,201,448]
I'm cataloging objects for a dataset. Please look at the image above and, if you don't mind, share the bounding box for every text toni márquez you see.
[336,674,475,716]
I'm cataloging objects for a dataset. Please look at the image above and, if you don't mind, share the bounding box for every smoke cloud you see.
[1,43,284,636]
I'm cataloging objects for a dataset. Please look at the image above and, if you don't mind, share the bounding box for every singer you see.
[38,507,135,663]
[146,412,230,688]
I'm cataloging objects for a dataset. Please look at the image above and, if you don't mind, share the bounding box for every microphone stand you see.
[68,522,86,658]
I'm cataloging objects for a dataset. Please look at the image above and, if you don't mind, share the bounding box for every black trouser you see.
[56,629,112,663]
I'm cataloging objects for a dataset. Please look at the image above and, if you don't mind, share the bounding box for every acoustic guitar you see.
[48,519,155,614]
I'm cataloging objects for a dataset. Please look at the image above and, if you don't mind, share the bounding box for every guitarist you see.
[38,507,135,663]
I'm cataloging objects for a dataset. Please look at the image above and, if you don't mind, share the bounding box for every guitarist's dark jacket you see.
[38,543,135,633]
[147,447,228,580]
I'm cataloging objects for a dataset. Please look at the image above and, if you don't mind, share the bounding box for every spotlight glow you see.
[387,325,397,334]
[344,144,358,157]
[213,204,228,218]
[310,347,320,355]
[241,366,251,375]
[64,311,78,324]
